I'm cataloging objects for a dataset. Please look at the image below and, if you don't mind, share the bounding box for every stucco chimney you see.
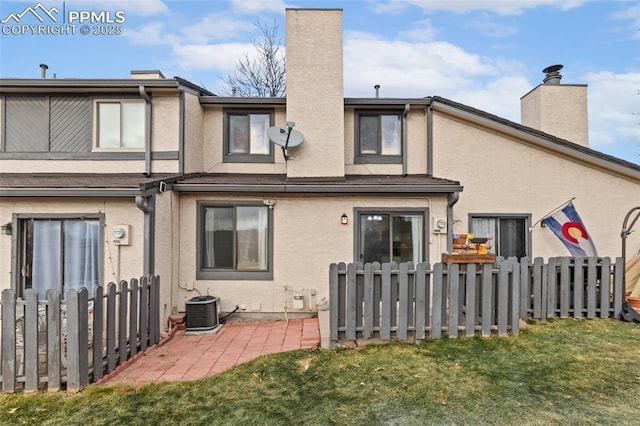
[285,8,345,178]
[520,65,589,147]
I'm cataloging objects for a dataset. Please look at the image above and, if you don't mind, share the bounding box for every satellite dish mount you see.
[267,121,304,161]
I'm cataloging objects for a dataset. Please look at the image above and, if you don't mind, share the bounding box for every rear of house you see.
[1,8,639,332]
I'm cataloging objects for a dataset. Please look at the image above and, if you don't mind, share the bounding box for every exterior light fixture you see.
[341,213,348,225]
[1,222,12,236]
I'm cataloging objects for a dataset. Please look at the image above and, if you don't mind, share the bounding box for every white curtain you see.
[31,220,99,298]
[32,221,61,299]
[471,218,496,254]
[409,216,423,262]
[257,207,268,270]
[64,221,99,296]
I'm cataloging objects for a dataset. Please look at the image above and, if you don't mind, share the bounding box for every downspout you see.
[139,85,152,177]
[446,192,460,253]
[426,102,434,177]
[178,91,185,174]
[402,103,410,176]
[136,195,156,276]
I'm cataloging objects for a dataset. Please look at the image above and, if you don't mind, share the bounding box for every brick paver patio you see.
[104,317,319,386]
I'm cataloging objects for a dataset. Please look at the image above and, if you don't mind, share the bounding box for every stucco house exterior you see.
[1,8,639,330]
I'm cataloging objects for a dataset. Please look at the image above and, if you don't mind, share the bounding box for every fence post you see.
[329,263,339,346]
[23,290,39,391]
[129,278,139,357]
[559,258,570,318]
[150,275,161,345]
[66,288,89,392]
[46,289,62,392]
[465,263,477,337]
[613,257,624,318]
[511,260,521,335]
[398,263,409,341]
[2,289,17,392]
[363,263,374,339]
[106,283,117,373]
[431,263,444,339]
[599,257,611,318]
[448,263,460,338]
[345,263,357,342]
[586,257,597,318]
[381,263,392,341]
[118,280,129,365]
[139,276,149,351]
[415,263,427,342]
[93,285,104,381]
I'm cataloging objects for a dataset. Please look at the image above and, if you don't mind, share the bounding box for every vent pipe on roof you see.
[543,64,563,85]
[374,84,380,98]
[39,63,48,79]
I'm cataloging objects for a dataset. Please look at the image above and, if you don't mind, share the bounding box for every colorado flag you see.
[541,202,597,257]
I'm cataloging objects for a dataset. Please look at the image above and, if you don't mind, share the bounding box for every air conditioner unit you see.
[185,296,219,331]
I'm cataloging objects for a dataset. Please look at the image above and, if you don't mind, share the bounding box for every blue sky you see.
[1,0,639,163]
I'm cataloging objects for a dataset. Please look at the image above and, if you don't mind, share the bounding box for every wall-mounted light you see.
[341,213,348,225]
[1,222,12,236]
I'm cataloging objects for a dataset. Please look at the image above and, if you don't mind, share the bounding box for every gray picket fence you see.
[0,275,160,392]
[329,257,624,345]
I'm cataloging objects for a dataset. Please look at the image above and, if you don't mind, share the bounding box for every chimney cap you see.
[542,64,563,85]
[543,64,563,74]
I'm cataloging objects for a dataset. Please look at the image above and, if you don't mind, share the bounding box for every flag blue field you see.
[541,202,598,257]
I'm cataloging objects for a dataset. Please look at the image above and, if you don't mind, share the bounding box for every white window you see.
[96,101,145,149]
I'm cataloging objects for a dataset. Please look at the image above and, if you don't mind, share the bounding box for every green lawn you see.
[1,318,640,425]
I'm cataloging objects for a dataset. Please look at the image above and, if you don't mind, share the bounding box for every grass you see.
[1,318,640,425]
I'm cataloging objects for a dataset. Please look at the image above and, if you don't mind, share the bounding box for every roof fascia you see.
[172,182,462,194]
[199,96,286,106]
[344,98,432,106]
[0,79,181,94]
[0,188,144,197]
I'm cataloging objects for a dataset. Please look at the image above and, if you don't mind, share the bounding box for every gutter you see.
[136,195,156,276]
[426,102,434,177]
[446,192,460,253]
[0,188,146,197]
[139,85,152,177]
[402,103,410,176]
[179,91,185,174]
[172,183,463,194]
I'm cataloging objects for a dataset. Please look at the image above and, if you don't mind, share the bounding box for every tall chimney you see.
[39,63,48,79]
[521,65,589,147]
[285,9,344,178]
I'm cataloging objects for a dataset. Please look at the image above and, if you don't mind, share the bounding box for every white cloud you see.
[229,0,288,14]
[343,31,499,97]
[584,71,640,160]
[611,4,640,40]
[179,13,253,43]
[399,19,437,41]
[371,0,589,16]
[172,42,255,73]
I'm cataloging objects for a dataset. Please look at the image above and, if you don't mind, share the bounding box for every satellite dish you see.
[267,122,305,149]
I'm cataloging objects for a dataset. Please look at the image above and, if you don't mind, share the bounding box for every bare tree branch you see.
[223,20,286,97]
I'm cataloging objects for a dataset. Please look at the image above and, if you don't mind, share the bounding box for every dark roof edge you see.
[172,182,462,194]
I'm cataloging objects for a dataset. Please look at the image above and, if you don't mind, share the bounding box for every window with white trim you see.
[96,101,145,149]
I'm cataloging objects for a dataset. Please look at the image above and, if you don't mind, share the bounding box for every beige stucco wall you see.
[151,94,180,152]
[183,92,204,173]
[344,106,428,175]
[0,197,146,292]
[0,159,178,174]
[202,106,287,174]
[432,111,639,258]
[521,84,589,147]
[285,9,345,178]
[172,193,449,315]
